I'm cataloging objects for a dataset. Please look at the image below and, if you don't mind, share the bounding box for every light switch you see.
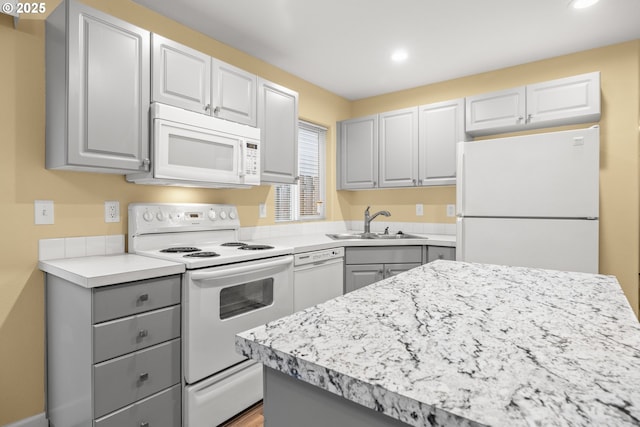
[35,200,54,225]
[415,204,424,216]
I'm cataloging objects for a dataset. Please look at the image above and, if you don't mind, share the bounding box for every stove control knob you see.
[219,211,227,220]
[229,210,237,220]
[142,211,153,222]
[156,211,165,221]
[207,209,217,221]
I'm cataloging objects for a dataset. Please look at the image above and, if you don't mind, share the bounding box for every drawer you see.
[427,246,456,262]
[346,246,422,264]
[93,275,180,323]
[93,339,180,418]
[94,384,181,427]
[93,305,180,363]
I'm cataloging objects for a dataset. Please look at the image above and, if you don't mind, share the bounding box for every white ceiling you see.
[133,0,640,100]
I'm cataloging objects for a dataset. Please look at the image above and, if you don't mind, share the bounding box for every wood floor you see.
[221,401,264,427]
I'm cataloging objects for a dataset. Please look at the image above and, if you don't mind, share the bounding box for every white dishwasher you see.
[293,247,344,311]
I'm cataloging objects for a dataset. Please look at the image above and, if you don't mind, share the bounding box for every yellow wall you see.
[0,0,638,423]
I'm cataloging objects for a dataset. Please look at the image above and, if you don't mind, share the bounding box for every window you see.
[275,121,326,221]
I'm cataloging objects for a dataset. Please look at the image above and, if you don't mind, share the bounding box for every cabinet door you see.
[338,115,378,189]
[384,263,421,278]
[379,107,419,188]
[418,99,466,186]
[258,78,299,184]
[427,246,456,262]
[526,72,600,127]
[345,264,384,293]
[151,34,211,114]
[465,86,526,136]
[212,59,257,126]
[67,1,150,171]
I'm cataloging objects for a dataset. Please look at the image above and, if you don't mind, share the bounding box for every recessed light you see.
[572,0,599,9]
[391,50,408,63]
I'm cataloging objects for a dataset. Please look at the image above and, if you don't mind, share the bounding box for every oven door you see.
[184,255,293,384]
[154,118,243,185]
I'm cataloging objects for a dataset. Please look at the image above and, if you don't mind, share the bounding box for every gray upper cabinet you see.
[213,59,258,126]
[466,72,600,136]
[418,98,466,186]
[151,34,211,114]
[46,0,150,173]
[379,107,419,188]
[258,78,299,184]
[337,115,379,190]
[151,35,257,126]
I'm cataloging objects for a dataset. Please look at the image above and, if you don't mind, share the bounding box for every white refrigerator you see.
[456,126,599,273]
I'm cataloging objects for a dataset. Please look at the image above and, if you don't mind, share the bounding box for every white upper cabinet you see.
[526,73,600,127]
[46,0,150,173]
[418,98,467,186]
[379,107,419,188]
[213,60,257,127]
[258,78,299,184]
[465,87,526,135]
[465,72,600,136]
[152,34,211,114]
[151,35,257,126]
[338,115,378,190]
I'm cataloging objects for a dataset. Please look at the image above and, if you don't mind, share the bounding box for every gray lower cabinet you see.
[45,0,150,173]
[427,246,456,263]
[45,274,181,427]
[344,246,422,293]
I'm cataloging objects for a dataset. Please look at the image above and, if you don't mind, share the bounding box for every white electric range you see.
[128,203,294,427]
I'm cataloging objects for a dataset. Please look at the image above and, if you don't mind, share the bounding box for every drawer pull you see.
[138,329,149,339]
[138,372,149,382]
[140,422,149,427]
[138,293,149,303]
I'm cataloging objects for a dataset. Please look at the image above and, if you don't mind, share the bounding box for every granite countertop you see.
[236,260,640,426]
[39,254,185,288]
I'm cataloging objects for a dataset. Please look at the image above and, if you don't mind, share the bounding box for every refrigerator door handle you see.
[456,141,465,216]
[455,217,464,261]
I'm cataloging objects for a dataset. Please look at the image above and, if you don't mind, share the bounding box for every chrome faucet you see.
[364,206,391,234]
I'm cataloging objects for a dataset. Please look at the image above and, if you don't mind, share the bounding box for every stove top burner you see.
[183,251,220,258]
[238,244,274,251]
[160,247,201,253]
[220,242,248,247]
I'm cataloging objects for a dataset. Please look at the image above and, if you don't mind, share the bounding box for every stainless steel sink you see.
[326,232,425,240]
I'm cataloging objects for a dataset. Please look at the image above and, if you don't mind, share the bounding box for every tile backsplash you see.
[38,235,125,261]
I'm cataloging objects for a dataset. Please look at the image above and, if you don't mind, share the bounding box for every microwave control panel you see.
[245,142,259,176]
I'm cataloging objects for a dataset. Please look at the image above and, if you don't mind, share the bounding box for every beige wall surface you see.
[0,0,638,423]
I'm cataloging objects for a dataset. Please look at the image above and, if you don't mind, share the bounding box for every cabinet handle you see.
[138,293,149,302]
[204,104,211,112]
[412,179,417,186]
[139,372,149,382]
[418,179,423,185]
[141,158,150,167]
[526,113,533,123]
[373,181,377,187]
[138,329,148,339]
[140,422,149,427]
[213,106,221,115]
[385,268,392,276]
[517,115,524,123]
[294,176,300,182]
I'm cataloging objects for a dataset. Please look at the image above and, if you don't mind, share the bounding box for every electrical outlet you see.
[259,203,267,218]
[446,204,455,217]
[34,200,54,225]
[415,204,424,216]
[105,201,120,223]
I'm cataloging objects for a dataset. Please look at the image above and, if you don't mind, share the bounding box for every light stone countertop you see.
[237,260,640,427]
[39,254,185,288]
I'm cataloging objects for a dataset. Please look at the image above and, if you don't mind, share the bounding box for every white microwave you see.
[127,103,260,188]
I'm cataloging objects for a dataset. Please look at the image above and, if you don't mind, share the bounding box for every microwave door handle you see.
[238,140,246,178]
[190,256,292,282]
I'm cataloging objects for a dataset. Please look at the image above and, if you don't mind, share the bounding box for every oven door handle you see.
[190,256,293,282]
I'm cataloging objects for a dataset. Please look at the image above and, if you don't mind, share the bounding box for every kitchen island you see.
[236,260,640,426]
